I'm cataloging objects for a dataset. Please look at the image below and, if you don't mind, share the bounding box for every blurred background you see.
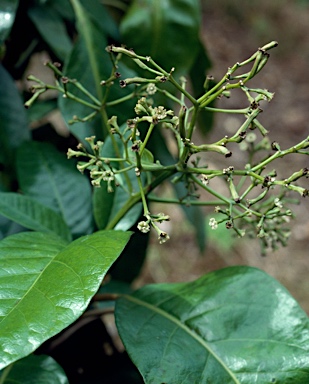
[136,0,309,314]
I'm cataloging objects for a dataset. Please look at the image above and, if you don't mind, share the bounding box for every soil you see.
[136,0,309,314]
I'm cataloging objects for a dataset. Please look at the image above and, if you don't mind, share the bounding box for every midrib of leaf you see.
[70,0,102,101]
[151,0,162,59]
[215,337,308,352]
[123,294,241,383]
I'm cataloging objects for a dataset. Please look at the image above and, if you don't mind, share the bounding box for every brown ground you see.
[136,0,309,314]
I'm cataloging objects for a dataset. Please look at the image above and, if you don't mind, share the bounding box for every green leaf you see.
[120,0,201,75]
[92,184,114,230]
[26,99,57,124]
[93,169,142,231]
[115,267,309,383]
[93,132,143,231]
[0,354,69,384]
[0,0,19,45]
[189,39,214,136]
[79,0,119,40]
[16,141,93,238]
[59,0,108,141]
[59,0,135,142]
[149,130,206,250]
[28,5,72,61]
[0,230,131,369]
[0,64,30,169]
[0,192,71,242]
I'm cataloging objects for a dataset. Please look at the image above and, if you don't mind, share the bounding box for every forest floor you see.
[136,0,309,314]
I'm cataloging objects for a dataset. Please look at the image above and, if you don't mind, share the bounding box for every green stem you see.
[105,92,136,107]
[148,195,226,206]
[139,123,155,156]
[191,175,231,204]
[105,169,175,229]
[137,175,150,216]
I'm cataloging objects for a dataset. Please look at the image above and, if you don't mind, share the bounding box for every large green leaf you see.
[16,141,93,238]
[0,230,131,369]
[0,192,71,242]
[120,0,201,75]
[79,0,119,40]
[0,64,29,169]
[59,0,135,142]
[28,5,72,61]
[58,0,108,141]
[115,267,309,383]
[0,354,69,384]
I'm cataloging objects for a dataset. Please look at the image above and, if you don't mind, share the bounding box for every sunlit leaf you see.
[0,230,131,369]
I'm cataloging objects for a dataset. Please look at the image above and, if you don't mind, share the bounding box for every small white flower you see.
[200,174,209,186]
[137,221,150,233]
[153,106,174,120]
[158,231,170,244]
[274,198,283,208]
[209,218,218,230]
[154,106,167,119]
[102,170,114,182]
[146,83,157,95]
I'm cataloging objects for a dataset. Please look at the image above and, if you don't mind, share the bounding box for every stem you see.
[191,175,231,204]
[105,92,136,107]
[137,175,150,216]
[139,123,155,156]
[148,195,226,206]
[105,169,175,229]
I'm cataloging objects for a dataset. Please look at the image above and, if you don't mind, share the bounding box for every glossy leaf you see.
[28,5,72,61]
[0,230,132,369]
[0,64,30,169]
[16,141,93,238]
[0,192,71,242]
[0,0,19,45]
[116,266,309,383]
[0,354,69,384]
[120,0,201,75]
